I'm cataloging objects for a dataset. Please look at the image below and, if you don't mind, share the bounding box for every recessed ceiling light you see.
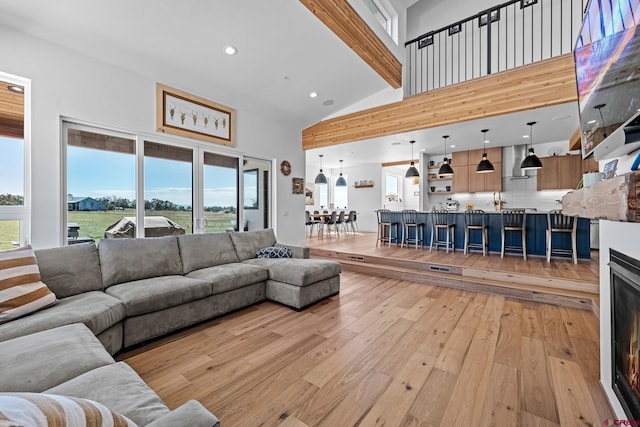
[450,144,456,148]
[310,92,318,98]
[484,139,490,144]
[223,45,238,55]
[523,135,530,138]
[322,99,334,106]
[552,115,571,121]
[7,85,23,93]
[420,149,427,152]
[391,142,401,146]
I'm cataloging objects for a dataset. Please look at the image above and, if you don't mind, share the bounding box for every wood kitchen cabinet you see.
[462,148,503,193]
[452,165,469,193]
[537,154,582,190]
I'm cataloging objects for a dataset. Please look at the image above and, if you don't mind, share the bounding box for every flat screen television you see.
[574,0,640,160]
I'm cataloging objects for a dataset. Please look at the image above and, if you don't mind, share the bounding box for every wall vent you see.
[348,255,365,261]
[429,265,451,273]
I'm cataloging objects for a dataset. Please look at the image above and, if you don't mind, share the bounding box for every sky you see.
[0,137,25,196]
[67,146,245,208]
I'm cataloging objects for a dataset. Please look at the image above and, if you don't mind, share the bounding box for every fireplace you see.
[611,248,640,420]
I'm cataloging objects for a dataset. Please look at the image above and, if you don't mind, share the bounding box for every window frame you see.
[0,72,31,249]
[62,119,274,244]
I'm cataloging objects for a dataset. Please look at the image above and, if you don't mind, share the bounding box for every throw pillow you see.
[0,392,138,427]
[256,246,292,259]
[0,245,57,324]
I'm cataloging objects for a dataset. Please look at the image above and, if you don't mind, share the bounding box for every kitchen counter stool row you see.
[375,209,586,263]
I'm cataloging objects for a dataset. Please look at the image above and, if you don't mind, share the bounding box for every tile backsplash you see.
[426,175,570,212]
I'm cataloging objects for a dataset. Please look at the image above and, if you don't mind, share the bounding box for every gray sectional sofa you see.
[0,229,341,426]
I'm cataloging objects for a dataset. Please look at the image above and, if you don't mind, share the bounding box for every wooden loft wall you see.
[302,53,578,150]
[299,0,402,89]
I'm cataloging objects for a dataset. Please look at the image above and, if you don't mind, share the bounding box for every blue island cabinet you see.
[384,211,590,259]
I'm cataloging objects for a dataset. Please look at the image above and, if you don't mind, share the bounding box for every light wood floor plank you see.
[520,337,560,423]
[439,296,506,425]
[120,270,612,426]
[479,362,519,427]
[549,356,601,426]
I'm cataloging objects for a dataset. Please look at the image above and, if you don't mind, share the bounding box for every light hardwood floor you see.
[121,270,612,426]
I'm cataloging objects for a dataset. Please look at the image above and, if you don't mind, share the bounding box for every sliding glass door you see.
[64,122,269,243]
[201,151,239,233]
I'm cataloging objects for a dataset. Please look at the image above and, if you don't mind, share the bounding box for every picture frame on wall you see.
[156,83,235,146]
[292,177,304,194]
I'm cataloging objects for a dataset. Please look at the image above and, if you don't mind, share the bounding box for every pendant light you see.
[314,154,328,184]
[438,135,454,176]
[520,121,543,170]
[405,140,420,177]
[476,129,495,173]
[336,159,347,186]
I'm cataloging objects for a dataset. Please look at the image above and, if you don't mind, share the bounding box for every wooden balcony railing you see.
[404,0,587,96]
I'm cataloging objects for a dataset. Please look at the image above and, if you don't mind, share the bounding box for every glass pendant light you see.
[476,129,495,173]
[405,140,420,178]
[438,135,454,176]
[314,154,328,184]
[520,121,543,170]
[336,159,347,186]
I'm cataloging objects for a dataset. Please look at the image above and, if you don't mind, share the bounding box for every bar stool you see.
[501,209,527,260]
[430,210,455,252]
[401,209,424,249]
[464,209,488,255]
[376,209,399,247]
[546,209,578,264]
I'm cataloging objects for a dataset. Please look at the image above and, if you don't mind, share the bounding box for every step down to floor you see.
[312,249,598,313]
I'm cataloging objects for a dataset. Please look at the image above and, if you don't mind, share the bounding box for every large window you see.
[66,126,136,242]
[0,74,29,251]
[143,141,193,237]
[385,173,400,202]
[64,121,271,242]
[334,176,349,209]
[362,0,397,43]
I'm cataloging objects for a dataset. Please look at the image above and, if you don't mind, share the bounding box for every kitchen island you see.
[384,210,591,259]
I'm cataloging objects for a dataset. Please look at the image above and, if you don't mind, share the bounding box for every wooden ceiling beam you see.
[569,126,582,151]
[302,53,578,150]
[299,0,402,89]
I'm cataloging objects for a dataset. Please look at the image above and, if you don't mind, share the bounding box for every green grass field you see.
[68,209,236,242]
[0,210,236,251]
[0,220,19,251]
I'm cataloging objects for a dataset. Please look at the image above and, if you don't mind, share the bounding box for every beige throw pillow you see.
[0,392,138,426]
[0,245,57,324]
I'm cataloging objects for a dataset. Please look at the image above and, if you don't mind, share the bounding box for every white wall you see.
[0,25,306,248]
[305,163,383,232]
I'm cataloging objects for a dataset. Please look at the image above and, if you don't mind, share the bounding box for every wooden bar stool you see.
[501,209,527,260]
[546,209,578,264]
[376,209,398,247]
[430,210,455,252]
[464,209,488,255]
[401,209,424,249]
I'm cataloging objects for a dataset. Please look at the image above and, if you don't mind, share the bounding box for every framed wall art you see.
[156,83,235,146]
[292,177,304,195]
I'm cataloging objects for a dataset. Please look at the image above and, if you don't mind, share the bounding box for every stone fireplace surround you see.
[600,220,640,418]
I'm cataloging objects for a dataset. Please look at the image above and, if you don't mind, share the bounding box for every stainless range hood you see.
[506,145,531,179]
